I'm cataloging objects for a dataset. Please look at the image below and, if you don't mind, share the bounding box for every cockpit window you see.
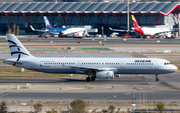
[164,62,172,65]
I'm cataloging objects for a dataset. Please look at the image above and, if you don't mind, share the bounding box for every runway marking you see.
[8,83,18,85]
[0,92,11,98]
[27,90,36,92]
[141,76,146,81]
[149,86,153,88]
[61,83,65,86]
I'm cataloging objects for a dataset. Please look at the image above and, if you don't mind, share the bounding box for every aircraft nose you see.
[173,65,178,72]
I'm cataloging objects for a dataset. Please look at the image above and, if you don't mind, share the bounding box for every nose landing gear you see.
[155,74,159,82]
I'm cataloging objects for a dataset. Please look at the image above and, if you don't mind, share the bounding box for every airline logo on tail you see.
[6,34,33,65]
[44,16,53,29]
[7,34,32,58]
[131,15,144,35]
[131,15,140,29]
[8,40,29,57]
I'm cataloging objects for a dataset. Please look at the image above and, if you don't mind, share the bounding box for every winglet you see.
[30,25,35,31]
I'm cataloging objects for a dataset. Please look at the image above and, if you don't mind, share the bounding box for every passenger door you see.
[120,61,124,69]
[31,58,36,69]
[154,60,159,69]
[77,61,81,66]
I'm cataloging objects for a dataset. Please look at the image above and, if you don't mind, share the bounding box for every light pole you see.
[124,92,131,111]
[67,98,71,113]
[88,96,90,111]
[127,0,129,36]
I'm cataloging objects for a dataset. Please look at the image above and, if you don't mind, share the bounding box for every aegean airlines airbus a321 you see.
[4,34,177,82]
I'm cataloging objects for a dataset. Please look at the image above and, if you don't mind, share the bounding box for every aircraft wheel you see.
[91,76,96,81]
[156,78,159,82]
[86,77,91,82]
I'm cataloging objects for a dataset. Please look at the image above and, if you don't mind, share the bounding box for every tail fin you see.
[6,34,33,59]
[131,15,140,29]
[43,16,53,29]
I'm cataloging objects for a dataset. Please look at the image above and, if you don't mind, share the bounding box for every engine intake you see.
[96,71,114,79]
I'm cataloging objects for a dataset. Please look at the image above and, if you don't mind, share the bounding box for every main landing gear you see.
[86,76,96,82]
[155,74,159,82]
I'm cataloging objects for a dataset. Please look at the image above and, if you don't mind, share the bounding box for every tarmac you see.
[0,36,180,106]
[0,72,179,102]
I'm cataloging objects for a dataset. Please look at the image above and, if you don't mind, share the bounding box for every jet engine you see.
[96,71,114,79]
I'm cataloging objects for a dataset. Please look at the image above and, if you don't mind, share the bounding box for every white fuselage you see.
[141,27,171,36]
[61,28,86,35]
[4,57,177,75]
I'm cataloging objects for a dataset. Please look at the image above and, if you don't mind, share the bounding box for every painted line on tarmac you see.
[27,90,36,92]
[0,92,11,98]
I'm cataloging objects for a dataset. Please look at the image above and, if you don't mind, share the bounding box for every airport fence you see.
[2,97,180,113]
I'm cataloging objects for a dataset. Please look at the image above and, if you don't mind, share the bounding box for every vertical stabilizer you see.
[131,15,140,29]
[131,15,144,35]
[6,34,33,59]
[43,16,53,29]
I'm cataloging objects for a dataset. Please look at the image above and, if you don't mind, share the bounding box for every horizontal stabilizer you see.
[3,60,23,64]
[30,25,48,32]
[109,27,134,32]
[30,25,35,31]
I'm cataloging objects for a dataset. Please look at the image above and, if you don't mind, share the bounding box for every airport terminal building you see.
[0,2,179,36]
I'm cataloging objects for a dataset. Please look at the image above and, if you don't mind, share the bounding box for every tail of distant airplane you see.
[6,34,33,59]
[131,15,140,29]
[131,15,144,35]
[44,16,53,29]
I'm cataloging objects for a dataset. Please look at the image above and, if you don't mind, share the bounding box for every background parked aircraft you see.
[30,16,88,38]
[110,15,173,38]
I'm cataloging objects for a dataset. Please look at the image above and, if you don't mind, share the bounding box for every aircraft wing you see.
[65,65,111,71]
[30,25,49,32]
[109,27,134,32]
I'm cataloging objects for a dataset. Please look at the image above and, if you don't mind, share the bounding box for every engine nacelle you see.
[96,71,114,79]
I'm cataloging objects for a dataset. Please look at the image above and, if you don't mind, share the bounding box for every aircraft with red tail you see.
[110,15,172,38]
